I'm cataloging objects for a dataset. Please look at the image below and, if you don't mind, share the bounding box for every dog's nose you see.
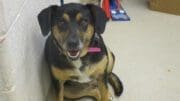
[67,40,79,48]
[67,35,79,49]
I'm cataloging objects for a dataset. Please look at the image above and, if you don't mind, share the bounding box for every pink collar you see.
[88,47,101,53]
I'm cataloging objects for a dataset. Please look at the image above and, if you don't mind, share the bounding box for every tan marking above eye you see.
[76,13,82,21]
[63,13,70,22]
[52,25,68,45]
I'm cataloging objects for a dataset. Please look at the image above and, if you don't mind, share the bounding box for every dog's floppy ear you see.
[86,4,108,34]
[38,5,58,36]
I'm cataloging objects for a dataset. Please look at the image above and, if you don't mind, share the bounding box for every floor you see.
[103,0,180,101]
[69,0,180,101]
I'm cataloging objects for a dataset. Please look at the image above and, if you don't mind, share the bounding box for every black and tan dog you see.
[38,3,123,101]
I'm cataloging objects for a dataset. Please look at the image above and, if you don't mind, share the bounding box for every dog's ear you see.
[86,4,108,34]
[38,5,58,36]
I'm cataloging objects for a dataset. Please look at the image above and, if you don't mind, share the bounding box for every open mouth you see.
[67,50,80,59]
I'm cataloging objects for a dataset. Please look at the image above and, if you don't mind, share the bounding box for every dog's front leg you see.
[58,80,65,101]
[97,76,110,101]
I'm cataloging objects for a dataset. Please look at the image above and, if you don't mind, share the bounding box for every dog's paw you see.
[108,92,113,101]
[108,96,113,101]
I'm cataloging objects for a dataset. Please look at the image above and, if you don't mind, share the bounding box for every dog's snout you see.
[67,35,79,50]
[67,39,79,48]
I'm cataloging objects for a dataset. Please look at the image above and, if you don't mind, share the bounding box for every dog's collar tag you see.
[88,47,101,53]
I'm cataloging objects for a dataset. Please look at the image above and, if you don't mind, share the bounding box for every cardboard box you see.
[149,0,180,15]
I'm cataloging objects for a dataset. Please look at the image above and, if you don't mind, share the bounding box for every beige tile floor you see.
[70,0,180,101]
[102,0,180,101]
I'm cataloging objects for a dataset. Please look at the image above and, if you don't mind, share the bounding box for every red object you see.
[102,0,111,19]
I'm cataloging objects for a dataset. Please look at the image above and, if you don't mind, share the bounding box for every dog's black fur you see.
[38,3,123,101]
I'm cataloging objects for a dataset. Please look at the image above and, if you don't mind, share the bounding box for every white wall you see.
[0,0,59,101]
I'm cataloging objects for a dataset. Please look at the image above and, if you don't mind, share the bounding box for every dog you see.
[38,3,123,101]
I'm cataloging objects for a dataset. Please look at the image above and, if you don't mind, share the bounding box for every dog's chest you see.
[72,59,83,69]
[71,59,91,83]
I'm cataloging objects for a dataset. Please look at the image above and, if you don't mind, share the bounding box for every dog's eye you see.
[79,19,88,30]
[58,19,68,31]
[80,19,88,27]
[58,20,65,26]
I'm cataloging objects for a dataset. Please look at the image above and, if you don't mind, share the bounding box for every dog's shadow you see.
[30,29,53,101]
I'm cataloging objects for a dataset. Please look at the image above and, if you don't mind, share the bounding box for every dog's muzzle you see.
[65,38,83,60]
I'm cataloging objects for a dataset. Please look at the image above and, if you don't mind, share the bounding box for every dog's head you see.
[38,3,108,60]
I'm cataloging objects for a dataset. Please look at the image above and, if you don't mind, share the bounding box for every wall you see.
[0,0,80,101]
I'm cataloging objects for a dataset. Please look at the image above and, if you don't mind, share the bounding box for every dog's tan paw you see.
[109,96,113,101]
[108,92,113,101]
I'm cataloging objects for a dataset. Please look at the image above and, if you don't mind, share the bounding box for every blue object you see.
[110,0,130,21]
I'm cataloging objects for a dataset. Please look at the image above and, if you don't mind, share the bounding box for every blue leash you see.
[60,0,64,5]
[60,0,101,6]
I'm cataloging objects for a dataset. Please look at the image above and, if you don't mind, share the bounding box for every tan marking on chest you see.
[72,59,82,69]
[51,65,91,82]
[51,66,81,81]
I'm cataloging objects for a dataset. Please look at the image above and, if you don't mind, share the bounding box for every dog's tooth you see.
[67,51,80,58]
